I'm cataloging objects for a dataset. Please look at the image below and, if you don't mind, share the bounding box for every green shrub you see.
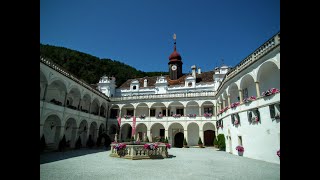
[75,136,82,149]
[198,137,203,145]
[214,137,219,146]
[183,137,188,145]
[164,137,168,143]
[217,134,226,151]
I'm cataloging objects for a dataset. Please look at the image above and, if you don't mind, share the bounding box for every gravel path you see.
[40,147,280,180]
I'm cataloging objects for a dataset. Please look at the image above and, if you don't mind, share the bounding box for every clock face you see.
[171,65,177,71]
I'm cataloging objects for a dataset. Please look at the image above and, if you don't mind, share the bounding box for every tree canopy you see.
[40,44,168,87]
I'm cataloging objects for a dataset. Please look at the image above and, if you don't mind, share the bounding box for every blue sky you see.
[40,0,279,73]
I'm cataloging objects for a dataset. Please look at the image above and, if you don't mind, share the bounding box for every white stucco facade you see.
[40,32,280,164]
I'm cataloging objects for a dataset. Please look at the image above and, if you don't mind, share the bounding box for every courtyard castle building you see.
[40,32,280,164]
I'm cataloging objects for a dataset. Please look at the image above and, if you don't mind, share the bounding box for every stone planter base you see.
[110,144,169,160]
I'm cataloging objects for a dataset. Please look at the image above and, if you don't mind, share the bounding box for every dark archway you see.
[174,132,184,148]
[204,130,215,146]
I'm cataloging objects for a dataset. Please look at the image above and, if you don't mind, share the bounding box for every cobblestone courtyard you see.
[40,147,280,180]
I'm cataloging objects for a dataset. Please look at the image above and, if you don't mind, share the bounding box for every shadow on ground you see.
[40,147,110,164]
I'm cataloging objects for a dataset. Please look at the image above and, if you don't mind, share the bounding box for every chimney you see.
[144,79,148,87]
[198,67,201,75]
[191,65,196,78]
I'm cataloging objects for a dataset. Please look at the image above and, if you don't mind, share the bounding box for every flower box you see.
[243,96,256,103]
[124,115,132,119]
[262,88,280,97]
[187,114,197,117]
[251,116,259,122]
[139,114,146,119]
[172,114,181,117]
[144,143,159,150]
[236,145,244,153]
[230,102,240,108]
[203,113,213,117]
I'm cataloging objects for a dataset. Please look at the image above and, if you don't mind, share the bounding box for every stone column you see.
[119,126,122,142]
[63,92,68,107]
[227,95,231,107]
[199,129,204,146]
[239,89,243,103]
[166,108,168,116]
[184,129,188,144]
[255,82,261,98]
[147,130,152,142]
[214,105,217,116]
[40,124,44,138]
[183,107,186,116]
[148,108,151,117]
[98,106,101,116]
[134,108,136,117]
[199,106,202,116]
[165,129,168,141]
[78,99,82,110]
[222,99,226,109]
[89,103,92,113]
[42,84,48,101]
[118,109,122,118]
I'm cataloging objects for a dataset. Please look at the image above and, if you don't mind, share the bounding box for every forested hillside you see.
[40,44,168,87]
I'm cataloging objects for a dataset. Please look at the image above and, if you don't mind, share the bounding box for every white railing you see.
[111,91,216,101]
[216,92,280,120]
[40,56,110,101]
[220,32,280,93]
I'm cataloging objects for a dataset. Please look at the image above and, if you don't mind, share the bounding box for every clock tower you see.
[168,33,183,80]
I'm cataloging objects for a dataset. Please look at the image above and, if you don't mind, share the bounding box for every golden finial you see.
[173,33,176,41]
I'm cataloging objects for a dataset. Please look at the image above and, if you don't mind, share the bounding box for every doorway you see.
[204,130,215,146]
[174,132,184,148]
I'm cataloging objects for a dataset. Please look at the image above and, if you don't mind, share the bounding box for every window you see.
[110,109,118,118]
[160,129,165,137]
[133,85,136,90]
[243,88,248,99]
[238,136,242,146]
[127,109,134,116]
[270,103,280,120]
[188,82,192,87]
[162,109,166,116]
[204,107,213,114]
[176,108,184,115]
[269,105,275,118]
[247,111,252,121]
[150,109,156,116]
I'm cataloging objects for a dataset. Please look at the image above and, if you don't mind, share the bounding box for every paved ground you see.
[40,147,280,180]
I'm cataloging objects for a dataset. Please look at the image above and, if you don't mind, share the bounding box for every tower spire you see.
[173,33,177,51]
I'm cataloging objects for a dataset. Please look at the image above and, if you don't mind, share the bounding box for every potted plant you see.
[198,137,203,148]
[183,137,189,148]
[164,137,169,143]
[236,145,244,156]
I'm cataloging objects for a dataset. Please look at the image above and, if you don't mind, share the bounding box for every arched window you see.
[133,86,136,90]
[188,82,192,87]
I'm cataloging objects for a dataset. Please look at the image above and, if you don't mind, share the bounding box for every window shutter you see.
[247,111,252,122]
